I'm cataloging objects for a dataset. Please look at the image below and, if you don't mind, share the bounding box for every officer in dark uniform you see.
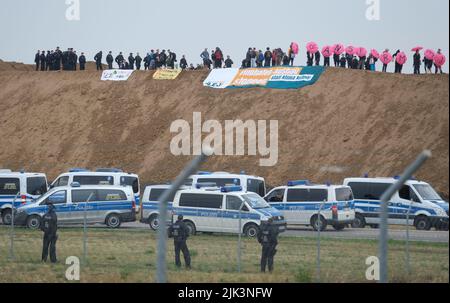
[35,50,40,71]
[79,52,86,70]
[128,53,135,70]
[168,215,191,269]
[106,51,114,69]
[94,51,103,71]
[40,51,46,71]
[115,52,125,69]
[135,53,142,70]
[41,203,58,263]
[257,218,279,273]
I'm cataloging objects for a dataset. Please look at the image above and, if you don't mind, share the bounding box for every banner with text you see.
[153,69,182,80]
[101,70,134,81]
[203,66,324,89]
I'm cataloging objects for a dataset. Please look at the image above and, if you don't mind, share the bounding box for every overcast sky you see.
[0,0,448,73]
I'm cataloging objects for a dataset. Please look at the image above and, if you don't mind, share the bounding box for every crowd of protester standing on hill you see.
[34,45,446,75]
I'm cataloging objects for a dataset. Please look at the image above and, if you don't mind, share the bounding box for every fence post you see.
[316,200,326,283]
[156,148,212,283]
[83,192,94,265]
[378,150,431,283]
[237,201,245,273]
[9,193,19,261]
[405,199,413,275]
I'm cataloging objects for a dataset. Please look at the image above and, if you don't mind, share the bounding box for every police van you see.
[188,172,267,197]
[343,177,449,230]
[50,168,141,211]
[170,186,286,237]
[140,184,189,230]
[264,180,355,231]
[0,170,48,225]
[14,182,136,229]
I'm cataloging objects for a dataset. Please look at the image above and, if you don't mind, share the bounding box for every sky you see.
[0,0,449,73]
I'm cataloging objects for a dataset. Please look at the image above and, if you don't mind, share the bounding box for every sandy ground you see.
[0,61,448,198]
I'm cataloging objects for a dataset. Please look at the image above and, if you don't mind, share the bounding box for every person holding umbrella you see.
[412,47,423,75]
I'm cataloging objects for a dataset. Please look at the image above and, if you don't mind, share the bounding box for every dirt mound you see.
[0,62,448,197]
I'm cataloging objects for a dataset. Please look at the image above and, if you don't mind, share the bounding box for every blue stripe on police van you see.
[354,200,437,216]
[270,201,352,211]
[172,207,261,220]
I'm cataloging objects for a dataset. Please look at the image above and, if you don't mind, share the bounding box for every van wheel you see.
[149,214,159,231]
[2,209,12,225]
[332,224,346,231]
[244,223,259,237]
[106,214,121,228]
[184,221,196,236]
[27,215,41,230]
[414,216,431,231]
[351,214,366,228]
[311,215,327,232]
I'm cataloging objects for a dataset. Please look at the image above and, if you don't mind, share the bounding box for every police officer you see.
[41,203,58,263]
[168,215,191,269]
[128,53,135,70]
[106,51,114,69]
[115,52,125,69]
[40,51,46,71]
[79,52,86,70]
[35,50,40,71]
[257,218,279,273]
[94,51,103,71]
[135,53,142,70]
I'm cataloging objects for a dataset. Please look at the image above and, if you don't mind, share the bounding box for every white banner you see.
[101,70,134,81]
[203,68,239,89]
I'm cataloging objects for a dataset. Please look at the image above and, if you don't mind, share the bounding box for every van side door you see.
[396,185,421,225]
[265,188,286,212]
[223,195,246,233]
[70,189,98,223]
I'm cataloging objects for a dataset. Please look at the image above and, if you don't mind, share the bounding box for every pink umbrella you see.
[355,47,367,58]
[306,42,319,54]
[321,45,333,57]
[291,42,299,55]
[433,54,446,67]
[411,46,423,52]
[371,49,380,59]
[396,52,407,65]
[345,45,355,55]
[424,49,435,60]
[332,44,345,55]
[380,51,392,65]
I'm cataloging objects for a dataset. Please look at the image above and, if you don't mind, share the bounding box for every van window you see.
[413,184,442,201]
[43,191,66,205]
[242,193,270,209]
[226,196,243,210]
[27,177,47,196]
[335,188,353,201]
[179,193,223,209]
[197,178,241,187]
[72,189,98,203]
[73,176,114,186]
[266,189,285,202]
[120,176,139,194]
[54,176,69,187]
[97,190,127,201]
[149,188,177,202]
[287,189,328,202]
[0,178,20,195]
[348,182,391,200]
[184,179,193,186]
[399,185,421,202]
[247,179,266,196]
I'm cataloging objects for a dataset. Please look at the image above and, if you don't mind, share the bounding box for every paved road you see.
[120,222,449,243]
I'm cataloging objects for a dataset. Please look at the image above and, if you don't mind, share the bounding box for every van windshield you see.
[413,184,442,201]
[120,176,139,194]
[27,177,48,196]
[242,193,270,209]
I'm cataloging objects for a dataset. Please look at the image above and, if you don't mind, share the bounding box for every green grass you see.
[0,227,448,283]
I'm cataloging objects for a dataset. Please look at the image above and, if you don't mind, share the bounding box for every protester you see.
[264,47,272,67]
[323,54,330,67]
[346,52,353,69]
[339,54,346,68]
[272,49,278,67]
[393,50,403,73]
[35,50,40,71]
[381,49,389,72]
[224,56,233,68]
[213,47,223,68]
[435,49,444,74]
[200,48,210,68]
[282,52,290,66]
[413,50,421,75]
[256,50,264,67]
[115,52,124,69]
[40,51,46,71]
[333,52,340,67]
[128,53,135,70]
[167,50,177,69]
[352,56,359,69]
[306,51,314,66]
[180,55,188,69]
[79,52,86,70]
[46,51,52,71]
[314,50,321,66]
[288,46,295,66]
[250,48,257,67]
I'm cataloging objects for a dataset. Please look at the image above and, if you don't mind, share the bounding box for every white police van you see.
[170,185,286,237]
[50,168,141,211]
[14,182,136,229]
[140,184,189,230]
[264,180,355,231]
[0,170,48,225]
[188,171,267,197]
[344,177,449,230]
